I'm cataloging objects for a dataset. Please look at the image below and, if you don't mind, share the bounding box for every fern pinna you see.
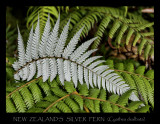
[8,13,153,113]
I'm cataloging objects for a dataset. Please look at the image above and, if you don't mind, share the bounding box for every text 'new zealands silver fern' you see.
[12,13,140,102]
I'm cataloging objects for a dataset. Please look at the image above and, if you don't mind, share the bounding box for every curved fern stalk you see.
[12,13,140,102]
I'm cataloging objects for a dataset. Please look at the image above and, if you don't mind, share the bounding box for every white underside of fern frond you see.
[12,13,142,103]
[36,59,42,78]
[49,58,57,82]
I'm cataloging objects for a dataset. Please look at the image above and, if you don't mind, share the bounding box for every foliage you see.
[6,6,154,113]
[6,78,150,113]
[12,14,135,101]
[55,6,154,61]
[6,57,154,113]
[26,6,59,34]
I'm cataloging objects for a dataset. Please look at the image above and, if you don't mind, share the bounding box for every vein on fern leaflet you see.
[12,13,142,103]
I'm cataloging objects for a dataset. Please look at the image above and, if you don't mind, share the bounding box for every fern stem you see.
[43,94,70,113]
[43,90,91,113]
[71,91,135,113]
[108,37,116,49]
[83,105,90,113]
[6,77,41,98]
[43,91,78,113]
[81,96,135,113]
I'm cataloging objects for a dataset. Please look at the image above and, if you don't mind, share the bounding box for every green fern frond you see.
[117,89,133,107]
[115,63,124,71]
[127,101,143,111]
[64,81,76,93]
[67,11,102,44]
[11,91,26,112]
[51,87,67,97]
[28,81,43,103]
[108,94,119,112]
[6,78,151,113]
[109,19,121,39]
[56,101,72,113]
[105,59,114,69]
[59,10,83,34]
[38,79,51,96]
[137,22,154,31]
[99,89,107,101]
[149,48,154,59]
[135,66,146,75]
[132,75,147,104]
[27,107,44,113]
[144,44,151,60]
[78,83,89,96]
[125,62,134,73]
[133,33,141,46]
[126,28,134,45]
[70,94,84,110]
[47,106,61,113]
[7,60,154,113]
[91,16,111,49]
[48,79,59,88]
[43,95,59,102]
[27,6,59,34]
[136,105,150,113]
[6,97,17,113]
[94,100,101,113]
[102,102,112,113]
[115,24,128,47]
[145,70,154,80]
[36,101,51,108]
[84,99,95,112]
[142,78,154,108]
[19,87,34,109]
[138,39,147,55]
[65,7,154,59]
[84,88,100,113]
[64,97,80,113]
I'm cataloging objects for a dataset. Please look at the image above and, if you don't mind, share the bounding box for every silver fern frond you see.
[25,25,33,62]
[63,26,84,59]
[46,13,60,57]
[31,14,40,59]
[54,18,70,57]
[17,25,26,66]
[13,13,141,102]
[39,14,51,58]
